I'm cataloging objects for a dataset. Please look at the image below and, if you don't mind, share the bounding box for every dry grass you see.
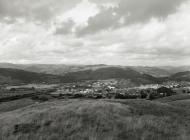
[167,99,190,110]
[155,94,190,103]
[156,94,190,110]
[0,99,36,113]
[0,99,190,140]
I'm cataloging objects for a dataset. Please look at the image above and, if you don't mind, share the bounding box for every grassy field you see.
[0,99,190,140]
[0,99,36,113]
[155,94,190,111]
[167,99,190,110]
[156,94,190,103]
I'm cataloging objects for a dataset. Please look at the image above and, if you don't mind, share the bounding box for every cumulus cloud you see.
[0,0,81,22]
[78,0,187,35]
[0,0,190,66]
[54,20,75,35]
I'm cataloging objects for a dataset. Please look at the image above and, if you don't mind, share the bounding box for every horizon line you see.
[0,62,189,67]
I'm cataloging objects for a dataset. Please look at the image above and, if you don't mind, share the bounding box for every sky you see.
[0,0,190,66]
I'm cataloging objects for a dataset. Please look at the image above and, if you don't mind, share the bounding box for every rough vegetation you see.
[0,99,190,140]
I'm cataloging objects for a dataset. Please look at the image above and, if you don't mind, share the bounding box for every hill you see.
[0,68,60,85]
[0,63,110,75]
[169,71,190,81]
[0,67,160,85]
[156,94,190,113]
[1,67,190,85]
[0,99,190,140]
[1,63,185,77]
[130,66,171,77]
[160,66,190,75]
[61,67,159,85]
[0,67,162,86]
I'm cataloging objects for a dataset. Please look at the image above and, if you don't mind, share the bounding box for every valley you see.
[1,64,190,140]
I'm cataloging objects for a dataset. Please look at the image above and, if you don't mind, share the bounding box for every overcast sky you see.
[0,0,190,66]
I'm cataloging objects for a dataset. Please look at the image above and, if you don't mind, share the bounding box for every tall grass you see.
[0,99,190,140]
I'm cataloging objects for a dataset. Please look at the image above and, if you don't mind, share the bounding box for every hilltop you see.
[1,63,190,77]
[0,67,159,85]
[61,67,159,85]
[1,67,190,86]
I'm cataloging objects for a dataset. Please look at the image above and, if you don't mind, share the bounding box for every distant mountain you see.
[0,63,180,77]
[160,66,190,75]
[169,71,190,81]
[0,68,60,85]
[24,64,110,75]
[1,67,190,86]
[0,63,110,75]
[0,67,160,86]
[61,67,159,85]
[0,63,23,69]
[129,66,171,77]
[1,63,190,84]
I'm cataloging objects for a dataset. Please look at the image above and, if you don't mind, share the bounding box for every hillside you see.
[0,67,160,85]
[1,67,190,85]
[1,63,186,77]
[156,94,190,108]
[0,99,190,140]
[0,67,161,86]
[160,66,190,75]
[0,63,110,75]
[130,66,171,77]
[170,71,190,81]
[0,68,60,85]
[61,67,159,85]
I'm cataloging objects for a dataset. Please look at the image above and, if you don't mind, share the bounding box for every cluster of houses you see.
[50,80,189,99]
[1,80,190,101]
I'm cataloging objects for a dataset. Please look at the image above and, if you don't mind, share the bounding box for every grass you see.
[0,99,190,140]
[0,99,36,113]
[167,99,190,110]
[155,94,190,110]
[155,94,190,103]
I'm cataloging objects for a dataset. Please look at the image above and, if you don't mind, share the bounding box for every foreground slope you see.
[156,94,190,103]
[156,94,190,111]
[0,99,190,140]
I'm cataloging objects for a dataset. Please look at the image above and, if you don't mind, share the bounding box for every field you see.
[0,98,36,113]
[156,94,190,111]
[0,99,190,140]
[156,94,190,103]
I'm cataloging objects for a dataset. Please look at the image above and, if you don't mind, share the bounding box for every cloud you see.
[76,8,118,35]
[0,0,190,66]
[54,20,75,35]
[0,0,81,22]
[77,0,187,35]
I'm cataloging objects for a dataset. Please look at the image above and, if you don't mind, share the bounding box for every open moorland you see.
[1,99,190,140]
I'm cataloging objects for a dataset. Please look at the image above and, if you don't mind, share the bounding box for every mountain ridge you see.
[0,66,190,85]
[1,63,188,77]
